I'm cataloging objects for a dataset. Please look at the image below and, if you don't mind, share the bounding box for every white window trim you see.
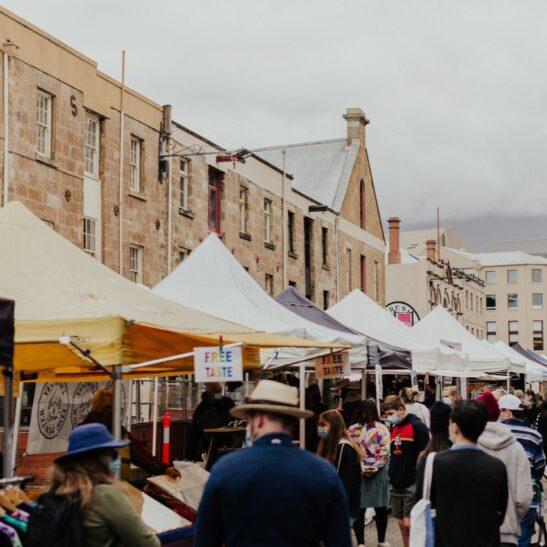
[36,90,52,157]
[129,137,142,193]
[179,160,189,210]
[84,114,100,178]
[264,198,272,243]
[83,217,96,257]
[532,293,543,310]
[129,244,143,284]
[239,187,248,234]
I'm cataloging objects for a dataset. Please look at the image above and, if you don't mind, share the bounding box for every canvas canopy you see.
[0,202,344,380]
[153,234,367,367]
[489,341,544,381]
[327,290,464,373]
[412,306,510,377]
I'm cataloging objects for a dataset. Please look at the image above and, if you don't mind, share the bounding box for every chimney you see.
[388,217,401,265]
[426,239,437,262]
[343,107,369,146]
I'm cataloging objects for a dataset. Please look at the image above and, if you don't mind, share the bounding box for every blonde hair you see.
[401,387,420,404]
[317,409,363,465]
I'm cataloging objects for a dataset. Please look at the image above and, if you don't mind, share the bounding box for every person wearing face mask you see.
[383,397,429,547]
[195,380,353,547]
[35,423,160,547]
[415,400,508,547]
[316,410,362,530]
[442,385,460,406]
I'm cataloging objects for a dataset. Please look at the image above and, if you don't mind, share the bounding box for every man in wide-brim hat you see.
[194,380,352,547]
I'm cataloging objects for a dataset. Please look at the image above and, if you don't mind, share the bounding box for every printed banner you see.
[28,380,129,455]
[375,364,383,407]
[314,352,350,379]
[194,346,243,382]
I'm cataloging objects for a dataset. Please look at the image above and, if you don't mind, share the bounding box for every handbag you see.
[409,452,436,547]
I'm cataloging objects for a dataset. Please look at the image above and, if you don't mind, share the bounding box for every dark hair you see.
[450,400,488,443]
[383,397,405,412]
[420,432,451,460]
[317,410,363,465]
[352,399,380,425]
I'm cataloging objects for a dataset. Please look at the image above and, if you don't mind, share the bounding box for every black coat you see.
[335,442,361,519]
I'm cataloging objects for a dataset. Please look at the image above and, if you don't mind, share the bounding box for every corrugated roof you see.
[257,138,360,212]
[449,249,547,267]
[486,239,547,257]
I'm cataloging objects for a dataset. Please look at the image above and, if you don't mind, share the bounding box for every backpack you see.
[409,452,436,547]
[26,493,84,547]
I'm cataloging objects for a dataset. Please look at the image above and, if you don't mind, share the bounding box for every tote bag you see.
[409,452,436,547]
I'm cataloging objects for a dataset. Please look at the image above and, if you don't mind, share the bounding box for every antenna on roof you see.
[437,207,441,262]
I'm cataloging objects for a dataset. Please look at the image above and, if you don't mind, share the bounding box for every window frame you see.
[239,186,248,234]
[288,211,295,256]
[532,269,543,283]
[83,217,96,257]
[264,198,272,244]
[208,168,222,233]
[264,273,274,297]
[486,321,497,343]
[345,248,352,292]
[532,293,543,310]
[84,114,100,178]
[129,244,143,284]
[36,90,53,157]
[321,227,328,268]
[508,320,519,344]
[359,180,365,229]
[533,320,544,351]
[129,136,142,193]
[507,269,518,284]
[485,270,496,285]
[507,293,518,309]
[179,160,189,210]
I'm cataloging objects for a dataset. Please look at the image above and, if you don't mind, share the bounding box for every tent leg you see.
[127,379,133,433]
[506,369,510,392]
[436,376,443,402]
[3,366,12,478]
[113,365,122,442]
[152,377,159,457]
[361,369,367,400]
[10,382,22,477]
[299,363,306,450]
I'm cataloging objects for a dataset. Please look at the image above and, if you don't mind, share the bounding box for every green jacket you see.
[83,484,160,547]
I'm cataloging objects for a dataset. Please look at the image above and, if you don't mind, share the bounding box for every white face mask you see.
[443,397,452,405]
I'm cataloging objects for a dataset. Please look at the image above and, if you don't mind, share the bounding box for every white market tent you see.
[327,289,466,373]
[411,306,511,377]
[490,341,545,382]
[153,234,368,367]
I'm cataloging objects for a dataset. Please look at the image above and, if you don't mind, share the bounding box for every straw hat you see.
[230,380,313,420]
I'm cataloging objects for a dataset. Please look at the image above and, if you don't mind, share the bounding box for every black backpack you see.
[27,493,84,547]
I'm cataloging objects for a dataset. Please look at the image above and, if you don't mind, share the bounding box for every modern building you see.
[399,220,472,257]
[0,6,386,311]
[486,239,547,259]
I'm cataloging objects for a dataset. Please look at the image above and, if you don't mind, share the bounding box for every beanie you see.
[477,391,500,422]
[430,402,451,434]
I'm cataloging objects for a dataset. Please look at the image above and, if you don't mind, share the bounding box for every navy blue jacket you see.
[194,432,352,547]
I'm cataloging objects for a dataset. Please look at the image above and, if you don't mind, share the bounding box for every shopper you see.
[195,380,352,547]
[306,383,328,453]
[417,401,451,462]
[477,391,533,547]
[534,399,547,449]
[442,385,460,405]
[416,400,508,547]
[317,410,361,527]
[383,397,429,547]
[400,387,430,428]
[33,423,160,547]
[349,399,391,547]
[500,394,546,547]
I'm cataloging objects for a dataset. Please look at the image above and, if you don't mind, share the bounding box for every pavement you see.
[363,515,402,546]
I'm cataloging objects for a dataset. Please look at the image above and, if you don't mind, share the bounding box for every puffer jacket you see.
[478,421,533,545]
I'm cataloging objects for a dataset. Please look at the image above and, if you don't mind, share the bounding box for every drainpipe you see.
[335,214,340,301]
[163,105,173,274]
[281,149,287,288]
[118,51,126,274]
[2,43,13,206]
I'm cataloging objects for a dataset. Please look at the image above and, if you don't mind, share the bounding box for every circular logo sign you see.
[71,382,99,429]
[386,302,420,327]
[37,383,70,439]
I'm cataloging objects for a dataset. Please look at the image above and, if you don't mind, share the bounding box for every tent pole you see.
[506,369,510,392]
[113,365,122,442]
[3,365,12,478]
[135,380,142,422]
[9,382,22,477]
[361,369,366,400]
[299,363,306,449]
[127,379,133,433]
[152,377,159,457]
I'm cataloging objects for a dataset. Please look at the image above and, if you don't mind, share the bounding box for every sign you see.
[375,364,383,407]
[314,351,350,379]
[194,345,243,383]
[386,302,419,326]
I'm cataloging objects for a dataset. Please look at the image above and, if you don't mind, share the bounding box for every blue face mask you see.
[109,456,121,476]
[317,426,330,439]
[387,415,402,426]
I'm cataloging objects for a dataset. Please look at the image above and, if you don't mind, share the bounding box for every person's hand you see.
[166,466,181,479]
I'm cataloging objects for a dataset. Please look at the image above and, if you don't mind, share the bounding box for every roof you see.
[449,249,547,267]
[486,239,547,258]
[257,138,360,212]
[400,223,472,256]
[385,248,421,265]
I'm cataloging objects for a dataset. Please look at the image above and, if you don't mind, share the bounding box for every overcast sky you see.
[4,0,547,246]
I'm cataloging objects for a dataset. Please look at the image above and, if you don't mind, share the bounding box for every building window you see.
[264,199,272,243]
[532,269,543,283]
[84,115,100,177]
[129,136,142,193]
[508,320,519,344]
[289,280,297,288]
[36,91,52,157]
[179,160,189,210]
[485,271,496,284]
[465,290,469,310]
[508,293,518,309]
[239,186,248,234]
[129,245,143,284]
[83,217,96,257]
[323,290,329,310]
[374,261,380,301]
[359,180,365,229]
[178,247,190,264]
[208,168,222,233]
[507,269,518,283]
[321,227,328,268]
[360,255,366,293]
[265,273,274,297]
[532,293,543,310]
[345,248,352,292]
[486,322,495,341]
[288,211,295,255]
[533,320,544,351]
[470,294,474,311]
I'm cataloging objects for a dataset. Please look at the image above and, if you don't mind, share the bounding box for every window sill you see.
[240,232,252,242]
[35,152,57,169]
[264,241,276,251]
[179,208,194,219]
[129,191,147,202]
[288,251,298,260]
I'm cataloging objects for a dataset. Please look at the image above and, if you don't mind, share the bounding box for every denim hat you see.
[55,423,129,462]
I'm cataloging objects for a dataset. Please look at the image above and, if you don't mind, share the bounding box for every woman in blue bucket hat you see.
[27,423,160,547]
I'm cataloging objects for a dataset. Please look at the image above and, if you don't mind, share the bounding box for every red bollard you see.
[162,411,171,465]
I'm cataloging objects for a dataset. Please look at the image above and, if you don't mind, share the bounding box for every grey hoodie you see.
[478,421,533,545]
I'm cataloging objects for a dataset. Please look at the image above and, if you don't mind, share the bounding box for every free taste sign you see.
[315,351,350,379]
[194,345,243,383]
